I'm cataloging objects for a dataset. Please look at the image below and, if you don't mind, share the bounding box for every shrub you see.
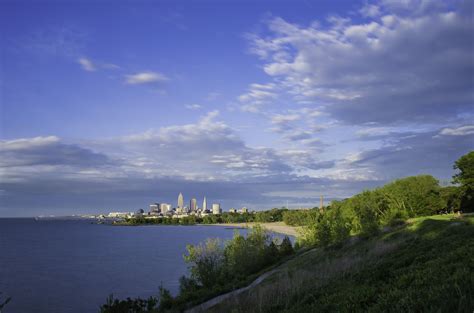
[184,238,225,288]
[279,236,294,256]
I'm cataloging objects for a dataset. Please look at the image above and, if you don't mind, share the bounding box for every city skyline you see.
[1,0,473,217]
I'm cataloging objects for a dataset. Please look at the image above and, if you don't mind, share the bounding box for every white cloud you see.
[185,104,202,110]
[271,114,300,124]
[356,127,393,138]
[248,1,473,124]
[359,3,381,17]
[125,71,169,85]
[439,125,474,136]
[77,57,121,72]
[285,130,312,141]
[238,83,278,113]
[0,136,112,175]
[77,57,96,71]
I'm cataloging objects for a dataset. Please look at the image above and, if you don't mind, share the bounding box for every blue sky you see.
[1,0,473,217]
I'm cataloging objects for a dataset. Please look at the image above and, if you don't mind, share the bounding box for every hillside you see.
[203,214,474,312]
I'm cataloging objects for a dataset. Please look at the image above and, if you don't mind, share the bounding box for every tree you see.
[184,238,225,288]
[453,151,474,187]
[440,186,462,213]
[382,175,444,217]
[453,151,474,212]
[224,225,275,277]
[279,236,294,256]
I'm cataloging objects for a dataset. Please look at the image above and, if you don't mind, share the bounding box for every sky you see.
[0,0,473,217]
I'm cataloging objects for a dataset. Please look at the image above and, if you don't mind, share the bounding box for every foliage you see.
[169,225,295,310]
[453,151,474,212]
[118,208,287,226]
[184,238,225,288]
[278,236,294,256]
[99,294,158,313]
[282,208,320,226]
[254,208,286,223]
[453,151,474,187]
[298,174,451,248]
[440,186,462,212]
[299,204,351,247]
[382,175,444,217]
[207,216,474,313]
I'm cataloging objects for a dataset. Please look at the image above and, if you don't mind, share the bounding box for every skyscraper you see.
[190,198,197,211]
[202,197,207,211]
[178,193,184,209]
[160,203,171,214]
[212,203,221,215]
[149,203,160,213]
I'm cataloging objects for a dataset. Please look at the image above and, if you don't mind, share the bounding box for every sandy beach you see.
[207,222,301,238]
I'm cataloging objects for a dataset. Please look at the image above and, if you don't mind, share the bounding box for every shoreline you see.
[204,222,301,238]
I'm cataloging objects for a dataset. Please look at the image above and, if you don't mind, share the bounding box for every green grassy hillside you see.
[207,214,474,313]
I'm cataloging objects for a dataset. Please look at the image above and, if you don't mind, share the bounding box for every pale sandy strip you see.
[204,222,300,237]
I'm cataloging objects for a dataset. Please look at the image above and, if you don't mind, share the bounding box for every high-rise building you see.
[190,198,197,211]
[160,203,171,213]
[212,203,221,215]
[202,197,207,211]
[149,203,160,213]
[239,207,248,213]
[178,193,184,209]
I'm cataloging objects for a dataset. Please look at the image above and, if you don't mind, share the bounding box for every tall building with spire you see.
[178,193,184,209]
[202,197,207,211]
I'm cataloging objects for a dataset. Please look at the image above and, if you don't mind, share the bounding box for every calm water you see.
[0,219,262,313]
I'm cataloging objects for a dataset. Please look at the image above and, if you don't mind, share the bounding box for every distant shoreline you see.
[204,222,300,238]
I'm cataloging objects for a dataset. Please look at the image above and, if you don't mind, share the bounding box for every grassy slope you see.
[206,214,474,313]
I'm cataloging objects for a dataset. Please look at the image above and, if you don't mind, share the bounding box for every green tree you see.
[453,151,474,187]
[350,191,380,237]
[382,175,444,217]
[279,236,294,256]
[224,225,274,277]
[453,151,474,212]
[440,186,462,213]
[184,238,225,288]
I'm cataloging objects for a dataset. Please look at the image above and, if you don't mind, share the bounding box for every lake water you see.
[0,219,283,313]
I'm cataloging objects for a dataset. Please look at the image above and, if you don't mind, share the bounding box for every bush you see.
[440,186,462,213]
[283,209,320,226]
[100,294,158,313]
[298,175,449,248]
[184,238,225,288]
[255,208,287,223]
[453,151,474,212]
[177,224,295,307]
[225,225,275,277]
[279,236,294,256]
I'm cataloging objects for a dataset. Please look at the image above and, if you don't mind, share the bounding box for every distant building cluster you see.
[146,193,225,218]
[152,193,253,217]
[102,193,251,219]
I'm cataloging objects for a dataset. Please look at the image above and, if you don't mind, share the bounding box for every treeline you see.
[100,226,294,313]
[282,208,320,226]
[298,152,473,247]
[117,208,289,226]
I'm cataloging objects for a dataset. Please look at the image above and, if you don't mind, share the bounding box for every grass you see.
[204,214,474,313]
